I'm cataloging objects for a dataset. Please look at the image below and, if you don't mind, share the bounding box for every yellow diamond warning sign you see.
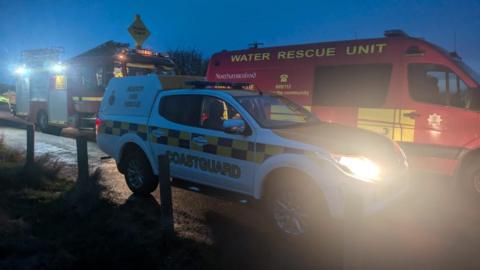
[128,14,150,48]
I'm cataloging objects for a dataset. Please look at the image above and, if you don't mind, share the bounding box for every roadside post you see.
[76,136,89,184]
[25,124,35,167]
[343,187,364,270]
[158,154,174,235]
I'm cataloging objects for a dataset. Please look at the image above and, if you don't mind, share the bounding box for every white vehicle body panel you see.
[15,77,30,116]
[100,74,161,118]
[97,75,409,219]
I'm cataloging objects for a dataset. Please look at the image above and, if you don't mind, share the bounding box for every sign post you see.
[25,124,34,168]
[76,136,89,185]
[128,14,151,49]
[158,155,174,235]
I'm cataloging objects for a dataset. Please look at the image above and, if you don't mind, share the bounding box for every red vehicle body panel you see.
[207,36,480,176]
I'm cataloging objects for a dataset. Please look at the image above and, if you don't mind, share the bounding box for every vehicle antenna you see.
[247,83,263,95]
[255,86,263,95]
[248,41,264,49]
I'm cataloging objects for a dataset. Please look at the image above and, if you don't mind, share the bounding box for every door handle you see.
[192,136,208,145]
[152,129,165,137]
[403,111,421,119]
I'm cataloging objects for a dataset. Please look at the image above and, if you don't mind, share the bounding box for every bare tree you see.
[167,49,209,76]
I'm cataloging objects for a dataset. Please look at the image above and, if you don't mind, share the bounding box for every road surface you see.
[1,125,480,269]
[0,126,106,168]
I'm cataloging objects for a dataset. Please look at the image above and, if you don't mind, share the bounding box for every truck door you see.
[48,75,69,127]
[189,95,257,194]
[15,77,30,117]
[149,93,256,194]
[148,94,203,181]
[401,63,480,174]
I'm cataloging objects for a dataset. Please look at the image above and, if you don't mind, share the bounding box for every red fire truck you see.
[207,30,480,197]
[15,41,175,132]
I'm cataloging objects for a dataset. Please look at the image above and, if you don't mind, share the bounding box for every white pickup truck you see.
[96,75,409,236]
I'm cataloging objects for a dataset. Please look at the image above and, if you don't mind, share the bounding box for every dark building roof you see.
[68,40,175,68]
[71,41,129,60]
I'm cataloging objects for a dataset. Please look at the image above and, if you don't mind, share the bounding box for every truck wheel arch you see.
[254,154,329,199]
[455,148,480,184]
[260,167,314,197]
[118,142,156,175]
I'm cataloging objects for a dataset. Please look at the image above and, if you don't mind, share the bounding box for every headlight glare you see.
[334,155,381,183]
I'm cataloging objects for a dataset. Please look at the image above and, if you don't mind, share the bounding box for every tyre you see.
[36,110,62,135]
[459,158,480,202]
[37,110,49,132]
[123,150,158,196]
[264,175,332,239]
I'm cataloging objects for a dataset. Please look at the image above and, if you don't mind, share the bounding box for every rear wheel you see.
[123,150,158,196]
[37,110,49,132]
[36,110,62,135]
[265,175,332,239]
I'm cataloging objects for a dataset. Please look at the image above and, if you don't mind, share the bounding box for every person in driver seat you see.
[203,99,225,131]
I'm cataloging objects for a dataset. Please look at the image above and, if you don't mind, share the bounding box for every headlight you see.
[14,66,28,75]
[333,155,381,183]
[50,63,65,74]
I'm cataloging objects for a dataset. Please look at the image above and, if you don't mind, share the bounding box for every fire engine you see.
[14,41,175,132]
[207,30,480,199]
[14,48,64,132]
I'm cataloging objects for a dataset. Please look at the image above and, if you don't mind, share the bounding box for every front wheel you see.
[123,150,158,196]
[459,159,480,202]
[265,178,332,238]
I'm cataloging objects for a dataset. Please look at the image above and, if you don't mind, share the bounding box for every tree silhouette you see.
[167,49,209,76]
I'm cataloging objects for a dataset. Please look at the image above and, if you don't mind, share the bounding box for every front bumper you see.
[324,170,410,219]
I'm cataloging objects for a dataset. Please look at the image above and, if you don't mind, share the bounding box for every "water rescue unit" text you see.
[230,43,387,63]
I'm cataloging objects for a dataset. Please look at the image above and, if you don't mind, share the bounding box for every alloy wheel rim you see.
[127,160,145,189]
[272,192,309,236]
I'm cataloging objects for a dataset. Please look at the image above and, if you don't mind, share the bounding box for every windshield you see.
[456,60,480,85]
[235,94,320,129]
[126,63,159,76]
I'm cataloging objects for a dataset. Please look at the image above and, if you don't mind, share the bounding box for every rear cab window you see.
[312,64,392,107]
[159,94,202,126]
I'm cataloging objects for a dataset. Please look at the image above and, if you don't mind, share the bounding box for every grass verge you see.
[0,135,214,270]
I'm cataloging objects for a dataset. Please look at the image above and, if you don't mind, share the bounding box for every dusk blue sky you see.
[1,0,480,83]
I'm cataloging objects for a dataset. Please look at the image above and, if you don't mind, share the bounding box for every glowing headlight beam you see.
[14,66,27,75]
[50,63,65,74]
[335,156,381,182]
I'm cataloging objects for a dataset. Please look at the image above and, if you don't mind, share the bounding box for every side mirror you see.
[223,119,246,134]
